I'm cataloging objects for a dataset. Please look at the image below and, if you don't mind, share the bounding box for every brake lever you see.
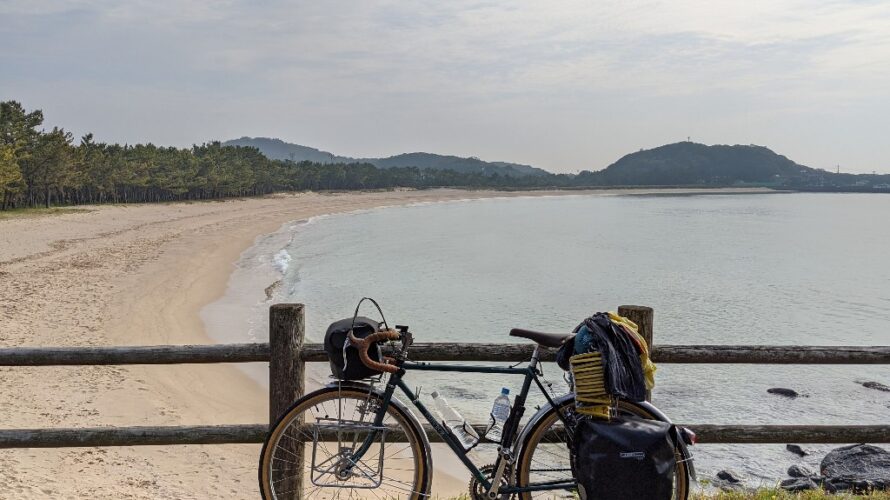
[395,325,413,355]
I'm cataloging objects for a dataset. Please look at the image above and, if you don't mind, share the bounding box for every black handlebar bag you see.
[324,316,382,380]
[572,415,677,500]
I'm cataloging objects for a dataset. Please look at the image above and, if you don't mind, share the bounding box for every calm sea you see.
[204,192,890,484]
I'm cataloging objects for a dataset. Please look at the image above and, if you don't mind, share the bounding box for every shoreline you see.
[0,187,779,498]
[200,186,782,387]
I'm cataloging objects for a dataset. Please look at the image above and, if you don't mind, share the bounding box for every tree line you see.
[2,101,593,211]
[11,99,856,211]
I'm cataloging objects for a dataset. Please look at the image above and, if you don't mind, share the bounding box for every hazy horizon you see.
[2,1,889,174]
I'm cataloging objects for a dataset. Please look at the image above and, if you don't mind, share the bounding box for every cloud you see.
[1,0,889,172]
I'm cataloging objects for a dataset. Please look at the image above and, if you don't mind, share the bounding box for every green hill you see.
[222,137,354,163]
[577,142,817,186]
[222,137,548,178]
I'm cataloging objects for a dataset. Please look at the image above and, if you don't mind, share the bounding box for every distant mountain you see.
[223,138,888,190]
[222,137,355,164]
[577,142,818,186]
[222,137,548,177]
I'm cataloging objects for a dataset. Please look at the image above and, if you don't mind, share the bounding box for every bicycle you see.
[259,325,694,499]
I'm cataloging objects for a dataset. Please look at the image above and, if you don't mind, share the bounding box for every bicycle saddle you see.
[509,328,574,348]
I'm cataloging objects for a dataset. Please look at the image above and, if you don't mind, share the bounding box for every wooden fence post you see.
[617,305,654,402]
[269,303,306,425]
[269,303,305,499]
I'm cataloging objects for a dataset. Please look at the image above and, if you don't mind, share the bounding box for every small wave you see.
[302,213,333,226]
[273,249,292,274]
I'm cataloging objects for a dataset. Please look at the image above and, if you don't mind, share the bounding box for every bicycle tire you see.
[515,397,691,500]
[258,385,432,499]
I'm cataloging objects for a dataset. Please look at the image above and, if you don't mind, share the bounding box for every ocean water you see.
[206,192,890,485]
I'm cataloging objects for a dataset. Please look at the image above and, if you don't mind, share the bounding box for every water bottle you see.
[430,391,479,450]
[485,388,511,442]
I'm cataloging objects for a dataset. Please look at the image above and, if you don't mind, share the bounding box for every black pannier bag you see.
[324,316,383,380]
[573,415,677,500]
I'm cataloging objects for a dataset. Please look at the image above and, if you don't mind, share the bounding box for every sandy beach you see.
[0,187,773,498]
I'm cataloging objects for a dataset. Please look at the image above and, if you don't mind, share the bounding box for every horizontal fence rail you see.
[3,424,889,449]
[300,343,890,364]
[0,343,270,366]
[1,303,888,454]
[2,344,889,366]
[0,425,267,448]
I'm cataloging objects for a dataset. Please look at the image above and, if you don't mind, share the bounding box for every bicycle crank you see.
[468,464,515,500]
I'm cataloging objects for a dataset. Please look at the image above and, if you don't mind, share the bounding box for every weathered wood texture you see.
[216,423,890,445]
[0,343,269,366]
[617,305,654,348]
[299,344,890,364]
[0,425,266,448]
[688,424,890,444]
[618,305,654,400]
[2,342,888,367]
[268,303,305,499]
[2,344,886,366]
[2,423,887,448]
[651,345,890,364]
[269,303,305,426]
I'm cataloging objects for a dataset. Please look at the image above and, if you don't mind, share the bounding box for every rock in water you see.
[821,444,890,492]
[781,477,818,492]
[712,470,746,491]
[768,388,799,398]
[786,444,808,457]
[787,464,815,478]
[716,470,742,483]
[860,381,890,392]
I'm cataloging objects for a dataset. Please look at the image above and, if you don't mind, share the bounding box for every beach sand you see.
[0,187,773,498]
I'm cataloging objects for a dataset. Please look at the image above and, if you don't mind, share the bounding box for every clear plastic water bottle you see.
[485,387,512,442]
[430,391,479,450]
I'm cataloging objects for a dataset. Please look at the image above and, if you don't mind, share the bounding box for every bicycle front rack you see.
[309,418,389,489]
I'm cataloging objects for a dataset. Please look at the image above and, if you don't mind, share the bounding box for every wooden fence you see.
[1,304,889,450]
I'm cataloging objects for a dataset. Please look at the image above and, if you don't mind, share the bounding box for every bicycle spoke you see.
[261,388,427,500]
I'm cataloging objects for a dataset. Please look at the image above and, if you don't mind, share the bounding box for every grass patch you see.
[0,207,89,221]
[440,489,890,499]
[691,489,890,499]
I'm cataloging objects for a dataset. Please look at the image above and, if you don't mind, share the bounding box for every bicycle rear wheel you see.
[515,398,690,500]
[259,385,431,499]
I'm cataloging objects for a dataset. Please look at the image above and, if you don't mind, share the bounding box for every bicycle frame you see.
[348,345,576,496]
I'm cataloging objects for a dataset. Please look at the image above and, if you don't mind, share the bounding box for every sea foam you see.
[273,249,292,274]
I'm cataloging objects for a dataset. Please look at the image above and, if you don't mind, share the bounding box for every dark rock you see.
[860,381,890,392]
[787,464,815,478]
[821,444,890,491]
[823,478,852,493]
[767,388,799,398]
[853,479,879,493]
[710,470,748,491]
[786,444,808,457]
[716,470,742,483]
[780,477,817,492]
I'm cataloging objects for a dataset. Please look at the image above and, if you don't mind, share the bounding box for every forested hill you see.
[3,99,889,211]
[575,142,816,186]
[223,137,548,177]
[222,137,354,164]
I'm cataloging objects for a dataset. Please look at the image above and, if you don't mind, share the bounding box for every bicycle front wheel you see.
[259,385,431,500]
[515,397,690,500]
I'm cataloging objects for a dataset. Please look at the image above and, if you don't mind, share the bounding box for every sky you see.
[2,1,889,174]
